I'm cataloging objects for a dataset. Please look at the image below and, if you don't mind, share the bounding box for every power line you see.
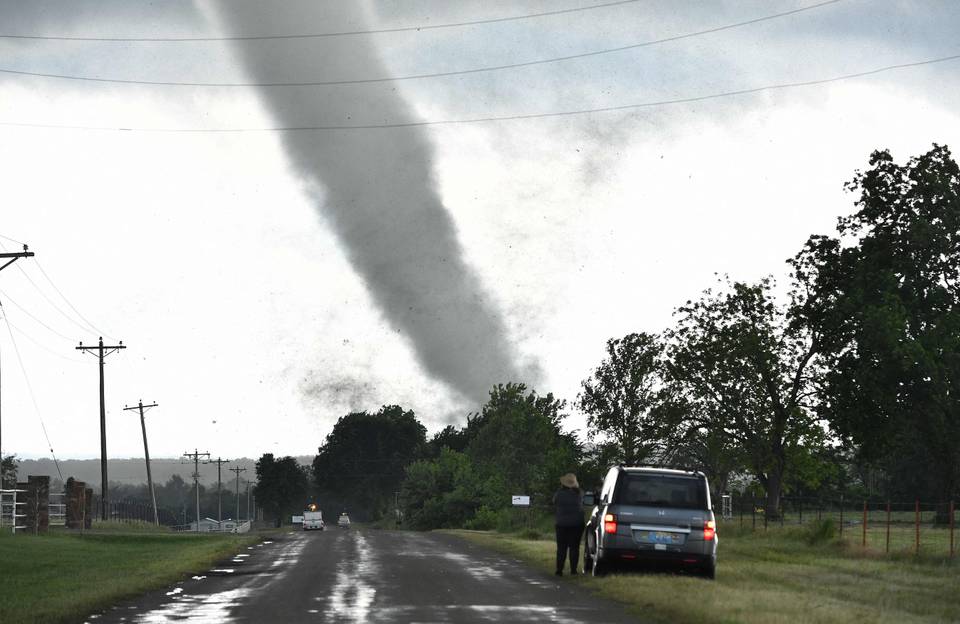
[0,288,75,342]
[5,317,85,363]
[0,233,27,246]
[0,242,100,338]
[0,302,63,480]
[0,52,956,133]
[33,259,113,340]
[0,0,644,42]
[0,0,844,88]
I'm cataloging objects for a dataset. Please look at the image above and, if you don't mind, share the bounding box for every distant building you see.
[188,517,240,532]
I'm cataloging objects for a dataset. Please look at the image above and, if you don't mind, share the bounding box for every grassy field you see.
[0,528,259,624]
[451,524,960,623]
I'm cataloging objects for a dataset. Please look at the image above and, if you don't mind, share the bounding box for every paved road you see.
[87,528,641,623]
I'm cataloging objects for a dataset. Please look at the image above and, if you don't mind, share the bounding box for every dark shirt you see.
[553,487,584,527]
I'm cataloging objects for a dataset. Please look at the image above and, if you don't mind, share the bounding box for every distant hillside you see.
[14,456,314,487]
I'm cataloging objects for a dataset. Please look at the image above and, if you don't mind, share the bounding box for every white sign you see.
[512,495,530,507]
[292,515,304,523]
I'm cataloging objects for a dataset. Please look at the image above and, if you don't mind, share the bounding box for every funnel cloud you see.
[213,1,523,403]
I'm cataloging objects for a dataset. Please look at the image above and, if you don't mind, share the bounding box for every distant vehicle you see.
[583,466,717,579]
[337,513,351,529]
[303,510,324,531]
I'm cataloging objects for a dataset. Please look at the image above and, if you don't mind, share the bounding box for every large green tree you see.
[253,454,309,525]
[664,278,823,519]
[792,144,960,508]
[577,332,665,465]
[465,383,580,506]
[1,454,17,489]
[312,405,427,520]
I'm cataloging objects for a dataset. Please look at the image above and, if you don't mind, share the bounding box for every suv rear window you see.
[615,474,706,509]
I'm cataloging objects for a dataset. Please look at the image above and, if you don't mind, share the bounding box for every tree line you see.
[260,145,957,528]
[7,146,957,528]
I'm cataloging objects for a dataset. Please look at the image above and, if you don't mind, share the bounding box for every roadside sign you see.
[512,495,530,507]
[292,515,304,523]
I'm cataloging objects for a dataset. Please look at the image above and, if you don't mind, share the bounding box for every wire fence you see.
[722,495,957,557]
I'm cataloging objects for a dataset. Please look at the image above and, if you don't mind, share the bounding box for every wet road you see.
[87,528,642,623]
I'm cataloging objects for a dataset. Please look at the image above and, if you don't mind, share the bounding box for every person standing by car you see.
[553,473,585,576]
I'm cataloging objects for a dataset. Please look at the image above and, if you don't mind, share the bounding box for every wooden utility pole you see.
[204,457,231,528]
[182,449,210,533]
[123,401,158,525]
[76,337,125,520]
[0,245,34,480]
[229,466,246,528]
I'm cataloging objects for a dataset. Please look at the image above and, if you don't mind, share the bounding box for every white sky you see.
[1,0,959,460]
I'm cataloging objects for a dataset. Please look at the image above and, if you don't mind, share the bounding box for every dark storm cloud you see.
[213,1,524,403]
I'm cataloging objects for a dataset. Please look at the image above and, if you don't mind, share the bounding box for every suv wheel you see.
[582,543,593,573]
[701,559,716,580]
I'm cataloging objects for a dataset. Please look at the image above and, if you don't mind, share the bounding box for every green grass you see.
[0,529,259,624]
[450,526,960,623]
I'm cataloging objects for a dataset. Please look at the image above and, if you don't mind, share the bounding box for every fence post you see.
[862,500,867,548]
[799,498,803,525]
[886,501,891,554]
[915,499,920,555]
[752,496,756,531]
[839,496,844,537]
[739,495,744,530]
[950,501,954,558]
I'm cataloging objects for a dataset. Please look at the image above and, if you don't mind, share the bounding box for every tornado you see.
[213,1,522,403]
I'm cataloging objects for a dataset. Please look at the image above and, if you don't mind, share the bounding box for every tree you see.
[792,144,960,510]
[465,383,580,506]
[577,332,665,465]
[253,454,309,525]
[664,278,823,519]
[1,454,17,489]
[312,405,427,520]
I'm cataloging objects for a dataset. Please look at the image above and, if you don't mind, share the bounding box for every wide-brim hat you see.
[560,473,579,488]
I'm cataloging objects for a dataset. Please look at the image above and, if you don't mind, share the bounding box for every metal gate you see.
[49,491,66,527]
[0,488,27,533]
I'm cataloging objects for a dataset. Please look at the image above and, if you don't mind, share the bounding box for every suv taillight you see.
[703,520,716,541]
[604,513,617,534]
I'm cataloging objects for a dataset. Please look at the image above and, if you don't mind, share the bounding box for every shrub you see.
[803,518,837,545]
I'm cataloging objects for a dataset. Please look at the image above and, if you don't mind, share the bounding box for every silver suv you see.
[583,466,717,579]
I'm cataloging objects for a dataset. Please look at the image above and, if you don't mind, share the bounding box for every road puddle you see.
[324,533,378,622]
[133,587,251,623]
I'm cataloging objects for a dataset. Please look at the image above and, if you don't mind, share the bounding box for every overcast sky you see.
[1,0,959,461]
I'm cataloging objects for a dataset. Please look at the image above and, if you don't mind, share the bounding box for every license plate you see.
[635,530,685,545]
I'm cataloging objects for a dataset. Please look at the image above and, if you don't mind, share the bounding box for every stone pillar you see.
[25,475,50,534]
[65,478,87,529]
[84,488,93,529]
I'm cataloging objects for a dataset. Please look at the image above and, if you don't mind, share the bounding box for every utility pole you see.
[123,401,158,525]
[246,480,251,522]
[182,449,210,533]
[229,466,246,527]
[204,456,231,529]
[77,337,125,520]
[0,245,34,482]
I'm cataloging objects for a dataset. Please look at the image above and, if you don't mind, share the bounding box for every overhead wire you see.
[5,317,85,363]
[0,241,103,338]
[0,52,957,133]
[34,259,113,340]
[0,233,27,246]
[0,0,845,88]
[0,301,64,480]
[0,288,76,342]
[0,0,643,42]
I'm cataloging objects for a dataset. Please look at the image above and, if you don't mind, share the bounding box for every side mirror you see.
[582,492,596,507]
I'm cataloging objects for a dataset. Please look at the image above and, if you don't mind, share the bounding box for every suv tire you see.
[701,559,716,580]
